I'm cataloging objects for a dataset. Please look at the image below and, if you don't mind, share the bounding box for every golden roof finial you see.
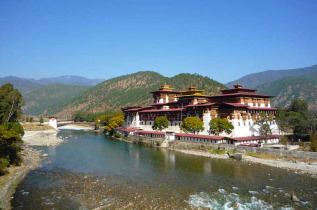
[234,83,243,89]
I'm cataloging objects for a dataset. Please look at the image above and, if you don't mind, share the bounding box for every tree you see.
[286,111,307,135]
[275,108,289,134]
[310,133,317,152]
[180,117,204,134]
[209,118,234,136]
[289,99,308,115]
[0,83,23,123]
[105,115,125,135]
[152,116,169,131]
[255,112,273,143]
[30,117,34,123]
[307,108,317,135]
[39,115,44,126]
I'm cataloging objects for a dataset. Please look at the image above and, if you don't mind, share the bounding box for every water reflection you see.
[12,130,317,209]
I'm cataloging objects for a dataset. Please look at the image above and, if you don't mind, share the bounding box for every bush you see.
[114,133,122,138]
[280,135,288,145]
[209,149,225,155]
[310,133,317,152]
[0,158,9,175]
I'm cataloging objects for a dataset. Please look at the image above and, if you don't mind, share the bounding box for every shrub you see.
[310,133,317,152]
[114,133,122,138]
[209,149,225,155]
[0,158,9,175]
[280,135,288,145]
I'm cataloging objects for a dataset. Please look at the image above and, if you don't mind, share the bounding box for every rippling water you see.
[12,130,317,209]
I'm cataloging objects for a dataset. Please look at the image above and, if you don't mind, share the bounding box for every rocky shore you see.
[115,135,317,177]
[174,149,317,177]
[0,129,64,209]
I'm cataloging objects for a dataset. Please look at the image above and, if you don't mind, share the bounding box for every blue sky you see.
[0,0,316,83]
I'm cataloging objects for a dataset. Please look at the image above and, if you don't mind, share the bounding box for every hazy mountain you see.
[226,64,317,89]
[0,76,43,93]
[257,71,317,109]
[0,75,104,93]
[53,71,226,117]
[22,84,90,116]
[37,75,104,86]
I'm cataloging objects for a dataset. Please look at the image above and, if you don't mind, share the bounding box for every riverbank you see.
[114,135,317,177]
[0,129,64,209]
[174,149,317,177]
[58,124,94,131]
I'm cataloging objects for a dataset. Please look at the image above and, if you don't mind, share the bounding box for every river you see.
[12,130,317,209]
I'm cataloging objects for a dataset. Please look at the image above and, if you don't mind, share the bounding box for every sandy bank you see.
[23,130,63,146]
[174,149,317,177]
[0,130,65,209]
[58,124,94,131]
[0,146,42,209]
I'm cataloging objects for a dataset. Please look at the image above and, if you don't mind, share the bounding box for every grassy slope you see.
[22,84,90,116]
[55,71,226,116]
[257,71,317,108]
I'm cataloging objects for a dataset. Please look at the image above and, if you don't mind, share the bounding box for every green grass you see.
[209,149,226,155]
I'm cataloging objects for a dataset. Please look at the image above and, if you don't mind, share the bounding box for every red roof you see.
[185,103,215,108]
[231,135,279,141]
[175,133,223,140]
[221,103,249,107]
[150,90,181,94]
[151,102,177,106]
[208,93,274,98]
[220,88,257,94]
[247,107,278,111]
[124,106,152,112]
[116,127,140,132]
[139,108,185,113]
[135,130,165,135]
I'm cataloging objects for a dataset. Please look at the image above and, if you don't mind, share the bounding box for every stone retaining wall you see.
[123,135,317,160]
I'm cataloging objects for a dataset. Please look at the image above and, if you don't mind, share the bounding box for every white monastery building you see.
[117,84,280,146]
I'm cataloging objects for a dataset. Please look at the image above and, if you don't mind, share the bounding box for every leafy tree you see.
[39,115,44,125]
[209,118,234,136]
[275,108,289,134]
[307,108,317,135]
[152,116,169,131]
[105,115,125,135]
[180,117,204,134]
[289,99,308,115]
[280,135,288,145]
[285,111,308,135]
[255,112,273,143]
[0,122,24,166]
[310,133,317,152]
[30,117,34,123]
[0,83,23,123]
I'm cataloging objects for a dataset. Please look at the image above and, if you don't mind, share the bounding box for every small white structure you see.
[49,116,57,129]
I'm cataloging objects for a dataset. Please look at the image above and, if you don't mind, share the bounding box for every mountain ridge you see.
[226,64,317,89]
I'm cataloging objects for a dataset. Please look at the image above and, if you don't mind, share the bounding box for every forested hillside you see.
[258,71,317,109]
[226,64,317,89]
[55,71,226,117]
[22,84,90,116]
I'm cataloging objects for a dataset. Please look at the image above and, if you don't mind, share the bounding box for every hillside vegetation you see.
[23,84,90,116]
[55,71,226,117]
[258,71,317,109]
[226,64,317,89]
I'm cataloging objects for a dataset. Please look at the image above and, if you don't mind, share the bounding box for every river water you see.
[12,130,317,209]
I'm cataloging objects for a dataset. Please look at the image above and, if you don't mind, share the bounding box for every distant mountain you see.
[257,71,317,109]
[22,84,90,116]
[0,76,43,93]
[54,71,226,117]
[0,75,104,93]
[36,75,104,86]
[226,65,317,89]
